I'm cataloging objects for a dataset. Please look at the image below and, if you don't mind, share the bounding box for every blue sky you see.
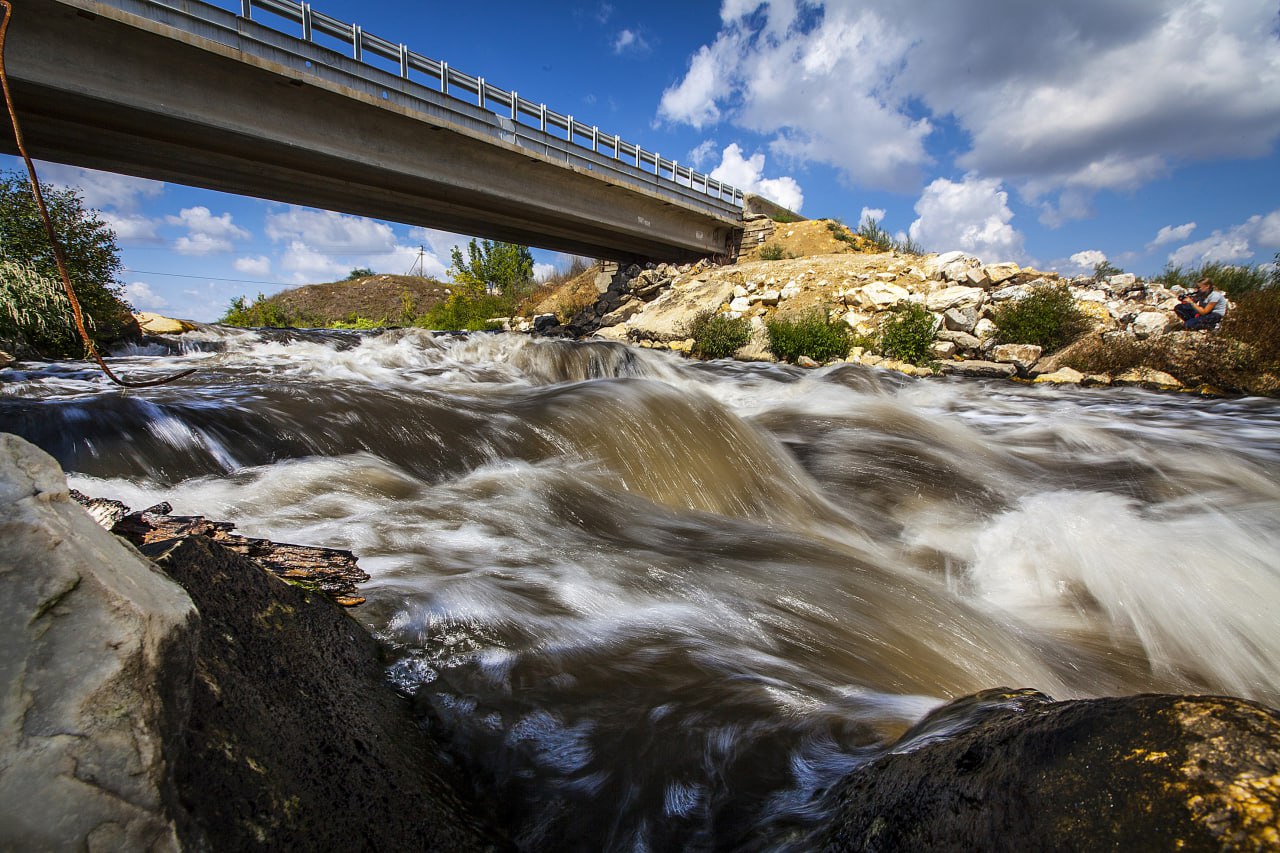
[7,0,1279,321]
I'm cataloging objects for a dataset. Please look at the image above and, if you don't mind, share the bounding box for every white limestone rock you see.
[974,318,998,340]
[1115,367,1183,391]
[926,286,985,313]
[1132,311,1176,339]
[982,262,1022,285]
[135,312,196,334]
[992,343,1043,367]
[0,433,198,851]
[857,281,911,310]
[931,340,958,358]
[990,284,1032,302]
[1033,367,1086,385]
[943,307,978,333]
[926,251,969,279]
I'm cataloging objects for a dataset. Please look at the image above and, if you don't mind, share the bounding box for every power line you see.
[122,267,283,286]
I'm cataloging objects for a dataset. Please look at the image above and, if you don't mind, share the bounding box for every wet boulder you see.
[822,689,1280,851]
[0,434,199,850]
[149,534,509,851]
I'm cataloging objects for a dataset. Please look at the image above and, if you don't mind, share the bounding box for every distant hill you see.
[258,275,452,326]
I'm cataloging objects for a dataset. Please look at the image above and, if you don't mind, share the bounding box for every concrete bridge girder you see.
[2,0,745,264]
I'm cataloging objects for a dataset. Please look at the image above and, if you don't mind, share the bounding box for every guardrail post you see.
[477,77,486,109]
[440,61,449,95]
[399,44,409,77]
[539,104,546,131]
[352,24,362,60]
[591,126,598,153]
[301,2,312,41]
[510,91,518,120]
[566,115,573,142]
[240,0,251,18]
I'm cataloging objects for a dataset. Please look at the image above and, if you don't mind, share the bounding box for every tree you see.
[1092,259,1124,280]
[448,239,534,300]
[0,170,133,356]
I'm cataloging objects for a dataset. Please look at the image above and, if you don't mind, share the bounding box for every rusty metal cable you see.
[0,0,194,387]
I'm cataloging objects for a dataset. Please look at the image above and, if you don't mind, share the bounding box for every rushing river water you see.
[4,326,1280,849]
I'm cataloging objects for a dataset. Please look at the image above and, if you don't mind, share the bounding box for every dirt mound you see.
[527,266,600,321]
[266,275,452,326]
[743,219,876,260]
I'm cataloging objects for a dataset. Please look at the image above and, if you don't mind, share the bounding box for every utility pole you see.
[406,245,427,277]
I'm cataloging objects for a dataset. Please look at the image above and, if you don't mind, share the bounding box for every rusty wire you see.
[0,0,194,387]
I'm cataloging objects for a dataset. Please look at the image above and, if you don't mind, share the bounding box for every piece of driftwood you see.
[71,490,368,606]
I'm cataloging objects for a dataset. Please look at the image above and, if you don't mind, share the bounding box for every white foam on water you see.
[965,489,1280,703]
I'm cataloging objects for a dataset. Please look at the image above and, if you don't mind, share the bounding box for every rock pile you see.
[530,248,1217,390]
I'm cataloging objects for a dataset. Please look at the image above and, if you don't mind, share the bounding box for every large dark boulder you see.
[146,534,510,851]
[822,688,1280,851]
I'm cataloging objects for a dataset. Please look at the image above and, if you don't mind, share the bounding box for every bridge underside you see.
[1,0,742,264]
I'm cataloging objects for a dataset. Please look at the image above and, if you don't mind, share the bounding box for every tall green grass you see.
[0,259,85,355]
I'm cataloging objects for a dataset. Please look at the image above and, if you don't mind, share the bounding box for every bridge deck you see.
[2,0,745,262]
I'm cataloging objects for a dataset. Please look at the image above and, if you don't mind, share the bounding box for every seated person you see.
[1174,278,1227,330]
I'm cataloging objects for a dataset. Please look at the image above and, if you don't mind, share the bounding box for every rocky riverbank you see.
[522,219,1274,396]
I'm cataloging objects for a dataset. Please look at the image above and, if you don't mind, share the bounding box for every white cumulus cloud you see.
[1059,249,1109,276]
[234,255,272,278]
[709,143,804,212]
[908,174,1024,262]
[124,281,167,310]
[659,0,1280,205]
[1148,222,1197,250]
[859,207,886,227]
[1167,209,1280,267]
[265,208,395,253]
[103,212,159,243]
[168,206,249,255]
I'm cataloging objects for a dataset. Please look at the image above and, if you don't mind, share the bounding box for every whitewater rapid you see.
[4,327,1278,849]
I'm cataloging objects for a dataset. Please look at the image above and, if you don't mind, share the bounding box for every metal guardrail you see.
[237,0,745,208]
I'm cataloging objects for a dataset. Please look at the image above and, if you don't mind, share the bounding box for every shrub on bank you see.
[877,303,937,365]
[1062,289,1280,395]
[0,171,135,357]
[416,292,508,331]
[687,310,751,360]
[759,244,787,261]
[221,293,291,328]
[0,259,83,355]
[990,284,1090,352]
[766,312,851,363]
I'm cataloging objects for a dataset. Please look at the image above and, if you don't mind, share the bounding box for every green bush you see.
[990,283,1090,351]
[687,310,750,359]
[0,171,132,356]
[877,303,937,365]
[221,293,290,327]
[1092,260,1125,280]
[765,312,851,363]
[415,292,508,331]
[758,243,786,261]
[0,259,83,355]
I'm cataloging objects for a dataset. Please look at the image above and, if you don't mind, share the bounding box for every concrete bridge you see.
[1,0,760,262]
